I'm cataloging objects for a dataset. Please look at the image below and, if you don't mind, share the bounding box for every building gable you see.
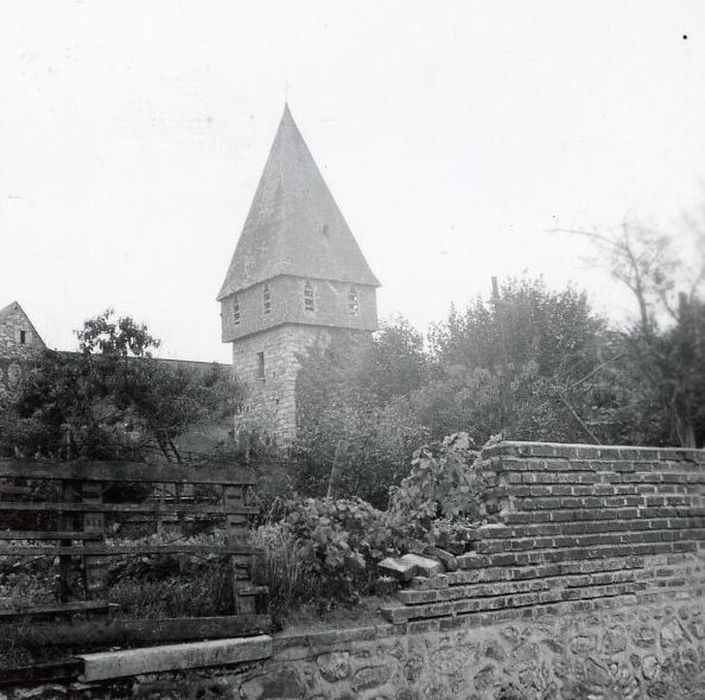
[0,301,46,360]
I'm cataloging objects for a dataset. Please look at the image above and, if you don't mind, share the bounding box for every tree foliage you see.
[293,321,429,508]
[3,310,242,461]
[563,221,705,447]
[420,277,610,444]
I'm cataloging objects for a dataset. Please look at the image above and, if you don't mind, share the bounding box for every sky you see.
[1,1,704,362]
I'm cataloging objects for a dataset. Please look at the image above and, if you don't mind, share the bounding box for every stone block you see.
[374,575,400,596]
[423,545,458,572]
[378,556,418,581]
[400,553,444,578]
[316,651,350,682]
[351,664,391,691]
[398,589,439,605]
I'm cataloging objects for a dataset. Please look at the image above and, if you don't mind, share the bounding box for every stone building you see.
[0,301,46,394]
[217,105,380,442]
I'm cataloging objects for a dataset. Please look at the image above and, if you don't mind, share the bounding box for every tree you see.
[4,310,242,461]
[421,277,612,444]
[558,220,705,447]
[293,322,430,508]
[361,315,431,405]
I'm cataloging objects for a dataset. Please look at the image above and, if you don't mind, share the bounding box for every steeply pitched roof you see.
[217,105,380,300]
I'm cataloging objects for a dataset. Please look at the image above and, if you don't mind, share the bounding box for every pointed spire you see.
[218,106,379,300]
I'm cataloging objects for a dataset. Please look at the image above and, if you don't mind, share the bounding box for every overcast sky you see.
[2,1,704,361]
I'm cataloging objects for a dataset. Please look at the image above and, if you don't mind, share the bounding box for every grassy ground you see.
[280,595,396,635]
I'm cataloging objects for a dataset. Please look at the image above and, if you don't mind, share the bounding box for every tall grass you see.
[109,567,231,619]
[250,523,317,625]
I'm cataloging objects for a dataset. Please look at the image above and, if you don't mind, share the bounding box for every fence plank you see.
[0,485,31,496]
[0,530,103,540]
[5,615,272,647]
[0,501,259,515]
[57,480,77,603]
[0,659,82,687]
[0,459,255,485]
[0,601,118,620]
[0,543,252,556]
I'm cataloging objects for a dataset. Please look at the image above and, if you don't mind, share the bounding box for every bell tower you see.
[217,106,380,441]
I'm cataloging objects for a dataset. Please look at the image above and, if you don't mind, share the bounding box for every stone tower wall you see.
[232,324,333,443]
[221,276,377,343]
[232,323,372,443]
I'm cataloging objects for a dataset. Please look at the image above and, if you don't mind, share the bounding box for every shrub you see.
[293,327,430,508]
[388,432,497,543]
[251,434,502,618]
[284,497,394,601]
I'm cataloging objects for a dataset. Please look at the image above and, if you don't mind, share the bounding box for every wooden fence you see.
[0,457,270,658]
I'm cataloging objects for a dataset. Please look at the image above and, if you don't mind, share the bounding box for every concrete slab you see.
[78,635,272,682]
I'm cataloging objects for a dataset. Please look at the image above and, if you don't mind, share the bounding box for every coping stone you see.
[78,635,272,682]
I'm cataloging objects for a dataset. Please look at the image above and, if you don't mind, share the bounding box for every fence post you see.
[223,482,254,615]
[57,479,77,603]
[81,480,106,599]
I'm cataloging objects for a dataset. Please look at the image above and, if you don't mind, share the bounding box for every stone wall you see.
[7,596,704,699]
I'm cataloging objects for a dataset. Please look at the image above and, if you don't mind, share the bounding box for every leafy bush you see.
[281,497,396,603]
[252,497,398,616]
[252,434,504,617]
[5,310,244,462]
[293,325,430,508]
[388,432,497,543]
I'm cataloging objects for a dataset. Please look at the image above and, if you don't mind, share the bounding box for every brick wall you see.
[382,441,705,625]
